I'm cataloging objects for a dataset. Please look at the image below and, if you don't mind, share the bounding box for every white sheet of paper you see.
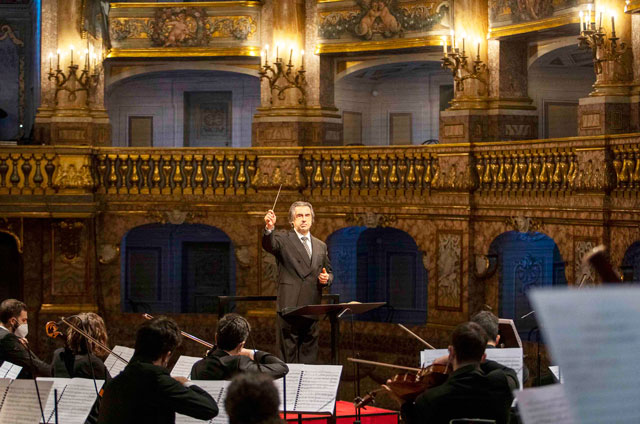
[103,345,134,377]
[516,384,575,424]
[174,380,229,424]
[38,378,103,424]
[171,356,202,379]
[421,347,524,388]
[0,379,53,424]
[274,364,342,414]
[0,361,22,379]
[0,379,11,412]
[530,287,640,424]
[548,366,562,383]
[37,377,71,423]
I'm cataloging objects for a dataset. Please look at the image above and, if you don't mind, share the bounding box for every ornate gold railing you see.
[94,150,258,195]
[0,151,59,195]
[474,148,578,193]
[300,148,438,193]
[612,144,640,191]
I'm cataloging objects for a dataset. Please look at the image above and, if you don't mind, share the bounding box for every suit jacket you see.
[401,360,518,424]
[97,355,218,424]
[191,348,289,380]
[262,229,333,314]
[51,347,111,424]
[0,326,51,378]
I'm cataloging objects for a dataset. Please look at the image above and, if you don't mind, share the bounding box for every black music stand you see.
[282,302,386,365]
[498,318,523,348]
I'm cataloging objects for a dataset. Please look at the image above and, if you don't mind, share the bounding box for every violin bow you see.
[396,324,436,350]
[347,357,421,372]
[142,314,213,349]
[59,316,129,364]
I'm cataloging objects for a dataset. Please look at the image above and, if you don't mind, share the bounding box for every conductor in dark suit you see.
[262,201,333,364]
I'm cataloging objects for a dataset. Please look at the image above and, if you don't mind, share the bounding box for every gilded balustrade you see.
[612,144,640,191]
[94,150,258,195]
[300,148,438,194]
[474,148,578,193]
[0,150,58,195]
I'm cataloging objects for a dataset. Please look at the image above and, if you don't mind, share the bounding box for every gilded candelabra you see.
[259,51,306,105]
[441,40,487,92]
[48,49,100,106]
[577,9,626,76]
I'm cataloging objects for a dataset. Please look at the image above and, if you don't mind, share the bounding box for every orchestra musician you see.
[190,313,288,380]
[225,372,283,424]
[98,316,218,424]
[51,312,111,424]
[0,298,51,378]
[263,201,333,363]
[391,322,518,424]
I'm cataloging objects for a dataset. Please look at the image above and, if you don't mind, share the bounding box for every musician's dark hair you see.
[225,372,282,424]
[216,313,250,351]
[134,316,182,361]
[288,201,315,225]
[67,312,109,357]
[0,299,27,324]
[470,310,499,342]
[451,322,488,363]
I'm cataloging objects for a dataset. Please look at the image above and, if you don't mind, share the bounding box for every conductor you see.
[263,201,333,363]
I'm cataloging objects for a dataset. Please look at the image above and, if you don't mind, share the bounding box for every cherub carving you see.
[355,0,400,40]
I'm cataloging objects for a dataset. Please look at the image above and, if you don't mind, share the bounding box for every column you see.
[252,0,342,146]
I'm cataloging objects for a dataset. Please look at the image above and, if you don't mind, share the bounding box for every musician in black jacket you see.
[396,322,518,424]
[51,313,111,424]
[263,201,333,363]
[0,298,51,378]
[191,313,288,380]
[98,316,218,424]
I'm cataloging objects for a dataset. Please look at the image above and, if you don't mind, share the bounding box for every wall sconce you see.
[258,44,307,105]
[48,46,101,106]
[441,32,487,92]
[577,7,627,76]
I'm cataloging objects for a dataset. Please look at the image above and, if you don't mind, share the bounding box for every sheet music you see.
[530,287,640,424]
[0,379,11,412]
[175,380,229,424]
[0,379,53,424]
[37,378,70,423]
[516,384,575,424]
[274,364,342,413]
[103,345,134,377]
[549,365,562,383]
[171,356,202,379]
[421,348,524,388]
[39,378,103,424]
[0,361,22,379]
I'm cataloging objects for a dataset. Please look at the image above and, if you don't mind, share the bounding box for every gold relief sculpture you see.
[574,238,597,286]
[504,216,542,233]
[56,220,85,263]
[346,212,397,227]
[53,162,93,191]
[612,145,640,191]
[436,231,462,311]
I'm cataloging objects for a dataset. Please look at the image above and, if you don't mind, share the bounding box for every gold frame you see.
[627,0,640,13]
[110,1,261,9]
[107,47,261,58]
[489,12,579,39]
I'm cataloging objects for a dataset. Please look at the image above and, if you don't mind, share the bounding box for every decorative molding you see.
[573,237,598,286]
[435,230,463,311]
[345,212,397,228]
[56,220,85,262]
[0,218,23,253]
[505,216,543,233]
[148,209,207,225]
[0,24,24,46]
[40,303,98,313]
[53,163,93,190]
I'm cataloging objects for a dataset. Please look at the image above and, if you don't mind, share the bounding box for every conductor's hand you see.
[318,267,330,286]
[264,209,276,231]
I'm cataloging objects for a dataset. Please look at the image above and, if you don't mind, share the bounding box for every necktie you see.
[301,236,312,259]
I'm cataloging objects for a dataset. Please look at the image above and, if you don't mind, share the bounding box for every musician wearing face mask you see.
[98,316,218,424]
[0,298,51,378]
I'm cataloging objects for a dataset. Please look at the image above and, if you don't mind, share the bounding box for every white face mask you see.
[14,323,28,338]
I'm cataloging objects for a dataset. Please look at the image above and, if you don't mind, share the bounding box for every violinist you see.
[392,322,518,424]
[98,316,218,424]
[0,299,51,378]
[50,313,111,424]
[191,313,288,380]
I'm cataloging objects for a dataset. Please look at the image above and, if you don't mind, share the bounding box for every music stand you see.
[282,302,386,365]
[498,318,522,348]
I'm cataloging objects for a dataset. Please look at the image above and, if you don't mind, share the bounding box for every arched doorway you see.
[121,223,236,313]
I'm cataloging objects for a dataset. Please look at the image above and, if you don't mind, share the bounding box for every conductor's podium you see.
[281,400,399,424]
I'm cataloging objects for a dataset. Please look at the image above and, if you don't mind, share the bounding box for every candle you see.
[265,44,269,64]
[70,45,74,66]
[476,40,480,59]
[289,47,293,65]
[48,53,52,73]
[450,30,455,51]
[301,49,304,69]
[84,48,89,70]
[276,44,280,62]
[587,4,592,28]
[442,37,447,55]
[611,14,616,36]
[56,49,60,69]
[579,11,584,32]
[462,37,465,55]
[598,10,603,30]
